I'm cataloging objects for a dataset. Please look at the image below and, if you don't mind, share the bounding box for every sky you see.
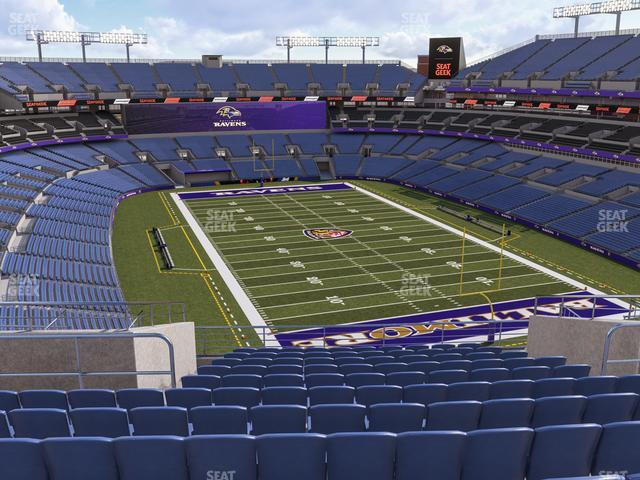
[2,0,640,66]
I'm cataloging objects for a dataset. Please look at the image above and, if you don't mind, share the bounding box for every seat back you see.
[479,398,535,429]
[191,406,248,435]
[212,387,261,408]
[180,375,221,390]
[532,378,576,399]
[256,433,326,480]
[583,393,639,424]
[462,428,534,480]
[531,395,588,428]
[0,438,48,479]
[309,405,366,434]
[70,408,130,438]
[114,436,189,480]
[261,386,307,406]
[490,379,534,399]
[403,384,447,407]
[116,388,165,411]
[130,407,189,436]
[18,390,68,411]
[9,409,71,439]
[396,431,466,480]
[309,386,355,406]
[43,438,119,480]
[250,405,307,435]
[67,390,117,409]
[355,385,402,407]
[447,382,491,402]
[592,421,640,477]
[327,432,396,480]
[368,403,425,433]
[345,373,385,388]
[426,401,481,432]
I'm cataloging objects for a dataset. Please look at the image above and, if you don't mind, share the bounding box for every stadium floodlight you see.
[276,36,380,63]
[26,29,148,62]
[552,0,640,36]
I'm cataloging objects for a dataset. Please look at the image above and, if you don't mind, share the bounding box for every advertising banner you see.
[428,37,465,79]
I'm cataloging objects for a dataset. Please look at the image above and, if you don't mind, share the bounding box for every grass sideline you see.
[112,180,636,353]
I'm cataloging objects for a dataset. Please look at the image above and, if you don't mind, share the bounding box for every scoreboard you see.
[428,37,466,80]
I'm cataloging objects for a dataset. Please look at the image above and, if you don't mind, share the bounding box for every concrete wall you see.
[528,316,640,376]
[0,322,197,391]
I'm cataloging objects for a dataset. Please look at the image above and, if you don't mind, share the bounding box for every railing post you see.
[74,336,84,389]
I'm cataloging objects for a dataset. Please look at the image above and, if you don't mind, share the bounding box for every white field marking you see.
[185,191,368,206]
[170,191,277,345]
[345,182,610,297]
[267,281,565,322]
[189,199,391,212]
[240,256,524,281]
[254,271,551,300]
[232,248,496,273]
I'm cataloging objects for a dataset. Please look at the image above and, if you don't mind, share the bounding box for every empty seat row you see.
[1,423,639,480]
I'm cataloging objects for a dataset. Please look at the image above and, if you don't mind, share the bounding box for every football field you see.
[171,182,586,342]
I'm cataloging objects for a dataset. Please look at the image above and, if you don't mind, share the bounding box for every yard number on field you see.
[326,295,345,306]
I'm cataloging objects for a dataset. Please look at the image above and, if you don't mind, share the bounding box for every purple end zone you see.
[177,183,353,200]
[275,293,630,347]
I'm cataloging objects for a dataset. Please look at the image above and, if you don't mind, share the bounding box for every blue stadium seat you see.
[367,356,396,365]
[250,405,307,435]
[267,365,303,375]
[386,371,425,387]
[9,409,71,439]
[583,393,639,424]
[0,412,10,438]
[355,385,403,407]
[335,357,365,366]
[533,378,577,398]
[407,361,440,376]
[43,437,119,480]
[263,374,305,387]
[309,386,355,406]
[576,376,618,396]
[345,373,386,387]
[592,421,640,477]
[185,435,256,480]
[469,359,504,370]
[67,389,117,409]
[114,436,189,480]
[116,389,165,411]
[499,350,529,359]
[462,428,534,480]
[512,366,552,380]
[531,396,588,428]
[617,375,640,395]
[18,390,68,411]
[305,365,339,374]
[261,386,307,406]
[130,407,189,436]
[164,388,212,418]
[198,365,231,376]
[339,364,374,375]
[535,356,567,368]
[428,369,469,384]
[469,368,511,382]
[479,398,535,429]
[426,401,482,432]
[211,358,241,367]
[212,387,261,408]
[403,384,447,406]
[554,365,592,378]
[374,363,408,375]
[396,431,467,480]
[447,382,491,402]
[438,360,473,372]
[327,432,396,480]
[222,374,263,389]
[0,438,48,480]
[490,379,535,399]
[306,374,345,388]
[310,405,366,434]
[527,424,602,480]
[191,406,248,435]
[432,353,463,362]
[70,408,130,438]
[504,358,536,369]
[0,391,20,412]
[257,433,326,480]
[368,403,425,433]
[181,375,221,390]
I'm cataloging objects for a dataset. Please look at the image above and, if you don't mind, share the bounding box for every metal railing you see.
[195,319,531,356]
[532,294,639,321]
[0,332,177,388]
[601,323,640,375]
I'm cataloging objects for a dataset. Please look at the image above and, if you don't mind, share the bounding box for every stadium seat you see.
[432,353,463,362]
[367,356,396,365]
[0,412,10,438]
[257,433,326,480]
[576,376,618,396]
[583,393,640,424]
[212,387,261,408]
[180,375,221,390]
[9,408,71,439]
[267,365,303,375]
[426,401,482,431]
[554,364,592,378]
[374,363,408,375]
[462,428,534,480]
[43,437,119,480]
[592,421,640,477]
[190,406,248,435]
[222,374,263,388]
[250,405,307,434]
[263,374,304,387]
[512,366,552,380]
[490,379,535,399]
[469,359,504,370]
[403,383,448,406]
[527,424,602,480]
[396,431,467,480]
[305,364,339,375]
[535,356,567,368]
[306,373,344,388]
[469,368,511,382]
[70,407,131,438]
[345,373,386,387]
[0,391,20,412]
[185,435,256,480]
[532,377,577,398]
[230,365,268,376]
[339,364,374,375]
[67,389,117,409]
[0,438,48,480]
[479,398,535,429]
[397,354,430,363]
[438,360,473,371]
[355,385,403,407]
[447,381,491,402]
[114,436,189,480]
[386,371,425,387]
[368,403,425,433]
[261,386,307,406]
[466,352,497,361]
[503,358,536,369]
[407,361,440,376]
[198,365,231,376]
[498,350,529,359]
[428,369,469,384]
[164,388,212,418]
[18,390,68,411]
[130,407,189,436]
[531,395,588,428]
[309,405,366,434]
[309,386,355,405]
[617,374,640,395]
[326,432,396,480]
[116,388,165,411]
[211,358,241,367]
[335,357,365,366]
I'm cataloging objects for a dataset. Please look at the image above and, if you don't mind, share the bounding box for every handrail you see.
[532,294,638,320]
[601,323,640,375]
[0,332,177,388]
